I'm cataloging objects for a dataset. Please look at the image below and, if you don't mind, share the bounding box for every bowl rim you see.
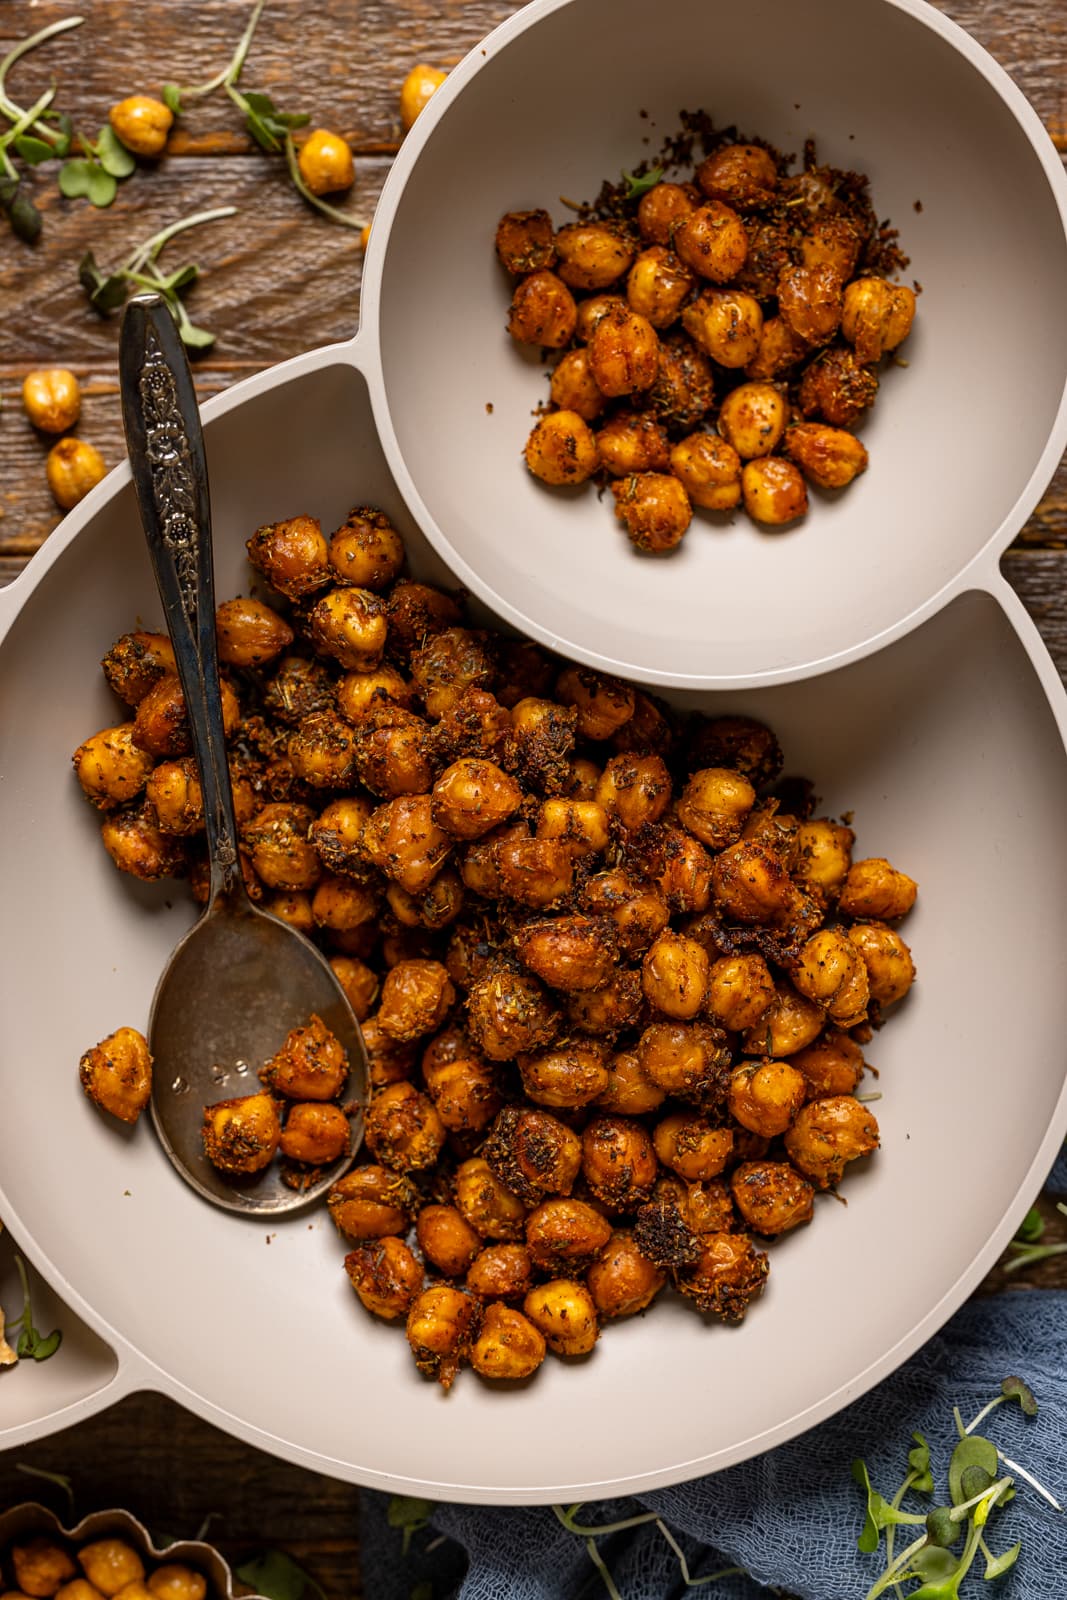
[356,0,1067,691]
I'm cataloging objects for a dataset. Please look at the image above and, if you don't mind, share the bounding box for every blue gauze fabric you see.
[360,1168,1067,1600]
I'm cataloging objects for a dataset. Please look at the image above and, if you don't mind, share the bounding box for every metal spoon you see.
[119,292,368,1215]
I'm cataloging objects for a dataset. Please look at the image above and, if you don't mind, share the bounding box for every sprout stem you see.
[121,206,237,273]
[283,131,366,229]
[0,17,83,137]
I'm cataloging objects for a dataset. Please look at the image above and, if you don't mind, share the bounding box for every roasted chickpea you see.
[11,1544,78,1599]
[626,246,694,326]
[79,1026,152,1125]
[743,982,824,1058]
[45,435,105,509]
[470,1302,546,1380]
[728,1059,806,1138]
[791,1030,865,1100]
[611,471,693,553]
[784,422,869,489]
[642,931,710,1019]
[73,724,154,810]
[842,278,917,362]
[102,631,176,705]
[360,1015,417,1086]
[654,1112,734,1182]
[308,586,388,671]
[466,1242,534,1300]
[777,263,844,346]
[353,706,434,798]
[537,797,611,857]
[784,1095,879,1188]
[109,93,172,155]
[466,967,560,1060]
[741,457,808,526]
[399,63,446,128]
[696,142,778,209]
[645,334,714,432]
[260,1013,349,1099]
[483,1105,582,1201]
[683,1177,736,1235]
[328,1164,418,1239]
[345,1236,423,1319]
[676,1231,769,1321]
[246,515,331,599]
[705,954,775,1033]
[410,1286,475,1389]
[494,834,574,909]
[131,674,194,759]
[423,1050,501,1133]
[595,411,671,477]
[22,368,81,433]
[655,828,715,914]
[311,873,378,933]
[279,1101,350,1165]
[507,269,577,347]
[509,695,578,792]
[202,1092,281,1174]
[672,200,748,282]
[798,345,879,427]
[524,1278,598,1356]
[378,959,455,1041]
[594,753,670,830]
[361,794,452,893]
[297,128,355,194]
[581,872,669,958]
[410,627,496,719]
[385,580,463,661]
[687,715,781,786]
[526,1197,613,1274]
[555,223,634,290]
[744,315,810,381]
[213,596,294,668]
[547,347,606,422]
[100,802,185,880]
[636,180,697,244]
[800,216,862,279]
[322,505,405,591]
[677,767,755,850]
[847,922,916,1005]
[145,1568,206,1600]
[581,1115,658,1211]
[638,1020,731,1103]
[575,293,627,342]
[454,1155,530,1239]
[364,1081,445,1171]
[496,208,557,275]
[791,818,854,905]
[668,433,742,511]
[285,709,356,789]
[59,1583,108,1600]
[519,1041,610,1108]
[78,1551,145,1600]
[566,967,643,1036]
[839,857,918,919]
[588,308,660,397]
[243,801,320,891]
[587,1230,665,1318]
[792,927,870,1026]
[595,1048,666,1115]
[515,915,618,993]
[718,382,788,460]
[682,289,762,368]
[258,654,333,727]
[430,757,522,840]
[416,1203,483,1275]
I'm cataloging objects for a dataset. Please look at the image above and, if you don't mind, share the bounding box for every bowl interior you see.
[2,357,1067,1499]
[370,0,1067,685]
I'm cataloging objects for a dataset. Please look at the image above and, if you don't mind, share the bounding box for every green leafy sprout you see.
[854,1377,1059,1599]
[77,206,237,348]
[551,1504,745,1598]
[1004,1201,1067,1273]
[234,1550,327,1600]
[621,166,665,202]
[7,1254,62,1362]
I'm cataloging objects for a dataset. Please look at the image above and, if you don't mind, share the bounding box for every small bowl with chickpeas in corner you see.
[360,0,1067,687]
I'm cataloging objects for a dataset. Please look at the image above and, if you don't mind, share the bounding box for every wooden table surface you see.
[1,1,1065,1594]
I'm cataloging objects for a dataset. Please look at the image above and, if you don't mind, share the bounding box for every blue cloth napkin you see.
[360,1162,1067,1600]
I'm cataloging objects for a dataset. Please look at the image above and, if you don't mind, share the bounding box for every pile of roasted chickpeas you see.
[498,134,916,549]
[2,1534,209,1600]
[71,506,917,1390]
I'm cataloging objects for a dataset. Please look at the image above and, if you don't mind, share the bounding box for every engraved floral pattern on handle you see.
[140,327,201,624]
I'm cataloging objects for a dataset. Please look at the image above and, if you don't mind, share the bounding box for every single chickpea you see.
[682,289,762,368]
[79,1026,153,1124]
[215,597,293,667]
[100,802,186,881]
[279,1102,350,1164]
[465,968,560,1061]
[328,505,405,589]
[508,269,577,347]
[495,208,557,275]
[336,666,413,721]
[288,709,358,789]
[345,1236,423,1319]
[595,1049,666,1115]
[642,931,710,1019]
[784,423,869,489]
[791,1030,865,1100]
[311,873,379,933]
[596,752,672,830]
[581,868,670,954]
[422,1051,501,1133]
[696,143,778,210]
[653,1112,734,1182]
[638,1019,730,1101]
[793,818,854,901]
[626,246,695,326]
[432,757,523,839]
[729,1059,807,1137]
[515,915,618,993]
[246,515,331,599]
[536,797,611,857]
[466,1242,534,1300]
[673,201,748,282]
[784,1095,879,1188]
[202,1092,281,1174]
[777,263,844,346]
[483,1105,581,1202]
[566,968,643,1036]
[266,891,315,934]
[454,1155,530,1239]
[744,316,810,381]
[731,1160,815,1236]
[307,586,388,670]
[297,129,355,194]
[108,94,173,156]
[655,827,715,914]
[676,1232,768,1321]
[575,293,627,342]
[416,1203,483,1275]
[798,346,879,427]
[611,471,693,553]
[792,927,870,1027]
[400,63,447,129]
[841,278,917,362]
[523,1279,599,1356]
[328,1165,419,1240]
[800,217,862,279]
[741,457,808,526]
[243,802,321,892]
[145,1568,206,1600]
[555,222,634,290]
[73,724,154,809]
[525,1196,613,1273]
[718,382,788,459]
[587,1230,666,1318]
[549,348,606,421]
[101,630,176,705]
[363,1081,446,1171]
[22,368,81,433]
[556,665,635,740]
[378,958,456,1042]
[847,922,917,1005]
[46,437,106,509]
[668,433,742,511]
[581,1115,658,1211]
[471,1302,546,1380]
[838,857,918,919]
[595,411,671,476]
[360,794,452,894]
[636,180,697,244]
[742,982,825,1058]
[588,307,661,396]
[518,1041,610,1108]
[12,1542,78,1598]
[648,332,716,430]
[705,953,775,1032]
[523,410,599,486]
[493,834,574,908]
[676,766,756,849]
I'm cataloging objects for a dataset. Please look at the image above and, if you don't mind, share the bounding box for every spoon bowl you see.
[120,294,368,1216]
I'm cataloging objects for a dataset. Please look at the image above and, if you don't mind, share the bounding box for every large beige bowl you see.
[362,0,1067,686]
[2,353,1067,1502]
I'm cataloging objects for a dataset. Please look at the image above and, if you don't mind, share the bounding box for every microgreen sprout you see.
[8,1255,62,1362]
[387,1496,434,1557]
[855,1378,1058,1599]
[76,205,236,348]
[1003,1202,1067,1273]
[0,16,83,239]
[58,123,136,208]
[622,165,665,201]
[234,1551,326,1600]
[15,1463,75,1518]
[552,1504,745,1595]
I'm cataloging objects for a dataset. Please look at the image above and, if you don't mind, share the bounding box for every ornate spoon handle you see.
[119,293,246,909]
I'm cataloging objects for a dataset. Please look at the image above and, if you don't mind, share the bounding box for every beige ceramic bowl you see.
[2,0,1067,1507]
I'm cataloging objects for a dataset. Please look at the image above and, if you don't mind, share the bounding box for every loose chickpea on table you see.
[71,503,918,1391]
[497,125,916,550]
